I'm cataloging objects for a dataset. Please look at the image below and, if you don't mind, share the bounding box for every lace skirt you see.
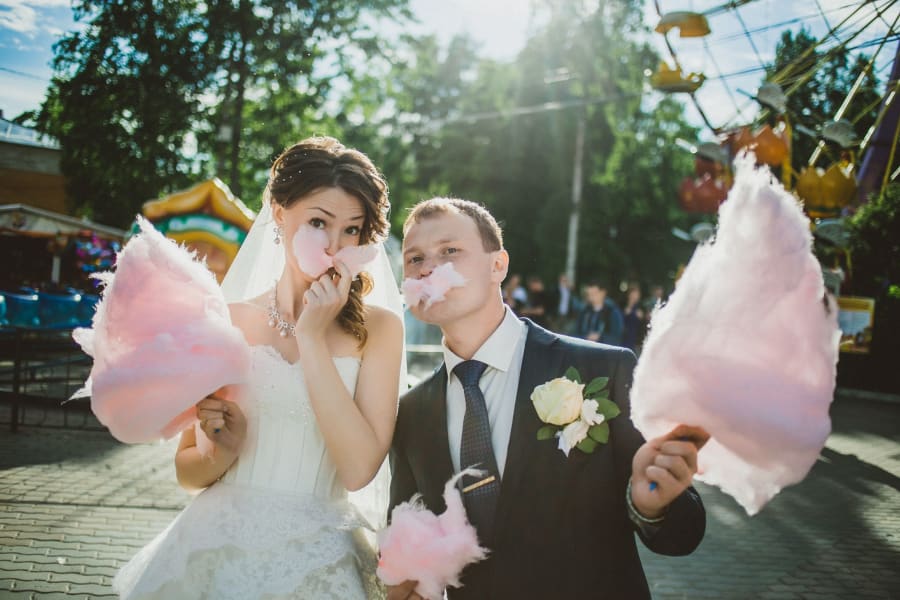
[113,481,384,599]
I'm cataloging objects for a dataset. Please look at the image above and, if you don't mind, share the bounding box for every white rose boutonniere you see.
[530,367,621,456]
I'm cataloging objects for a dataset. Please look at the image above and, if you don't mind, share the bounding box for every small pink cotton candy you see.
[377,469,488,600]
[335,243,379,277]
[71,217,252,446]
[401,263,467,309]
[293,225,333,278]
[630,155,840,516]
[291,224,378,279]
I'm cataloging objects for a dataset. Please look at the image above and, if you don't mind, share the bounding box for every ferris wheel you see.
[648,0,898,299]
[648,0,899,229]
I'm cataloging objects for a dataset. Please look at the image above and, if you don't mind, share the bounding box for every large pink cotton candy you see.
[377,469,488,600]
[630,155,840,515]
[291,224,378,279]
[401,263,467,309]
[71,217,252,444]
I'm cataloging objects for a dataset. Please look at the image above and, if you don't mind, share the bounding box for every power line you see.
[813,0,840,44]
[733,3,768,70]
[414,91,646,132]
[703,36,750,121]
[702,1,862,48]
[703,0,762,18]
[715,0,896,130]
[0,66,50,82]
[707,34,900,82]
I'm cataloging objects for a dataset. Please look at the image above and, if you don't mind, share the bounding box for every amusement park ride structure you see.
[651,0,898,355]
[653,0,895,273]
[651,0,899,219]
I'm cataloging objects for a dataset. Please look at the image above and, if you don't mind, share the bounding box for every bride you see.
[114,136,404,599]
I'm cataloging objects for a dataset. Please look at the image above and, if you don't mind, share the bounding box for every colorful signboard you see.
[141,179,256,282]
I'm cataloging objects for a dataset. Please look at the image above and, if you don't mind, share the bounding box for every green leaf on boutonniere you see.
[594,397,621,420]
[588,422,610,444]
[576,436,598,453]
[583,376,609,397]
[564,366,581,383]
[536,425,558,441]
[591,386,611,400]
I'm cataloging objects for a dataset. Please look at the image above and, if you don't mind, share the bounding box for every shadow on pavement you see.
[0,427,122,469]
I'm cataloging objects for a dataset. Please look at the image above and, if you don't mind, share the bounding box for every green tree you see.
[198,0,410,201]
[34,0,409,226]
[35,0,212,226]
[379,0,698,291]
[841,183,900,393]
[768,28,881,171]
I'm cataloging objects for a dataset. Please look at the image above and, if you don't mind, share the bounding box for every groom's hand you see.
[386,580,423,600]
[630,425,709,519]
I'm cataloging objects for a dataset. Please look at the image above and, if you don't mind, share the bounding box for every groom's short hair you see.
[403,197,503,252]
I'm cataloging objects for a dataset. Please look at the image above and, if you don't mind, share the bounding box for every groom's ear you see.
[490,249,509,284]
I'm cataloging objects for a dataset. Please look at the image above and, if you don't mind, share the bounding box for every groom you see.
[388,198,706,599]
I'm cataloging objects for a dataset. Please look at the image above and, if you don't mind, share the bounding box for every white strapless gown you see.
[113,345,382,599]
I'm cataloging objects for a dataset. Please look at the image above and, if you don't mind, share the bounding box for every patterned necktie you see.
[454,359,501,543]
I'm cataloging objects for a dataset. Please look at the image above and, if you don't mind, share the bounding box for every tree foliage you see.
[847,184,900,299]
[35,0,211,226]
[35,0,704,292]
[842,183,900,393]
[378,0,698,289]
[768,28,881,171]
[34,0,409,225]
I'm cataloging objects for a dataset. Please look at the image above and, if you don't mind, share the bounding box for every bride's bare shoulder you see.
[228,295,268,328]
[364,305,403,340]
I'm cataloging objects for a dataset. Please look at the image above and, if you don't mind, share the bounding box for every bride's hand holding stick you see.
[196,387,248,457]
[295,260,353,341]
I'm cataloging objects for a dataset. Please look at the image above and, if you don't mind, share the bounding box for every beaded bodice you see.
[220,345,361,500]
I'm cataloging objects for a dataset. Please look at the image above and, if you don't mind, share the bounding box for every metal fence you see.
[0,327,100,432]
[0,324,447,433]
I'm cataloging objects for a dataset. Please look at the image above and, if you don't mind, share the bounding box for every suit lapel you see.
[494,321,562,533]
[423,364,455,504]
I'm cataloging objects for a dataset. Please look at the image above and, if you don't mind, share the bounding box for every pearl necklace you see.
[267,284,296,338]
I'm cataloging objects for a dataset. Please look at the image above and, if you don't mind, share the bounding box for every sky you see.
[642,0,898,139]
[0,0,896,142]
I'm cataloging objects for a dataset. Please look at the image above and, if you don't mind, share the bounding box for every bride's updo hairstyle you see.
[266,136,390,348]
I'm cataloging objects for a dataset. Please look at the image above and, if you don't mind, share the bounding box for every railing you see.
[0,327,449,433]
[0,327,99,432]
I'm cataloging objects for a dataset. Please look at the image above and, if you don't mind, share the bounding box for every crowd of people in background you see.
[502,273,667,354]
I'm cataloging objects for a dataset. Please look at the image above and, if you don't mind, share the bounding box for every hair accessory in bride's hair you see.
[267,282,296,338]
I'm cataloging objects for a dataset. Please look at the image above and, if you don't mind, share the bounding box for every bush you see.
[838,184,900,394]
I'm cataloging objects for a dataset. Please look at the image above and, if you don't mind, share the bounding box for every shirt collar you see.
[443,306,525,378]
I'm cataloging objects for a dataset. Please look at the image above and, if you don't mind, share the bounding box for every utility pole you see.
[565,112,586,284]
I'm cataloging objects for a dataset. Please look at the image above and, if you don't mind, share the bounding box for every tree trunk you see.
[229,36,247,197]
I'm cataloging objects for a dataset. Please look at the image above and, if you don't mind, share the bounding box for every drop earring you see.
[274,224,283,245]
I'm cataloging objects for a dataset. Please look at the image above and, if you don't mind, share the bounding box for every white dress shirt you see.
[443,306,528,477]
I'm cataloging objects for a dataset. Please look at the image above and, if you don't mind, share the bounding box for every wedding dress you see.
[113,345,382,599]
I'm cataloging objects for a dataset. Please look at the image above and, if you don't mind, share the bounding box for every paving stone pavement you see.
[0,397,898,599]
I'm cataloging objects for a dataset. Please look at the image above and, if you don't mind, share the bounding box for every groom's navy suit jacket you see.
[389,319,705,599]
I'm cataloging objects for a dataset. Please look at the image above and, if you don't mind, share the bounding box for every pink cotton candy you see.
[630,155,840,516]
[401,263,467,309]
[291,224,378,279]
[377,469,488,600]
[71,217,252,445]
